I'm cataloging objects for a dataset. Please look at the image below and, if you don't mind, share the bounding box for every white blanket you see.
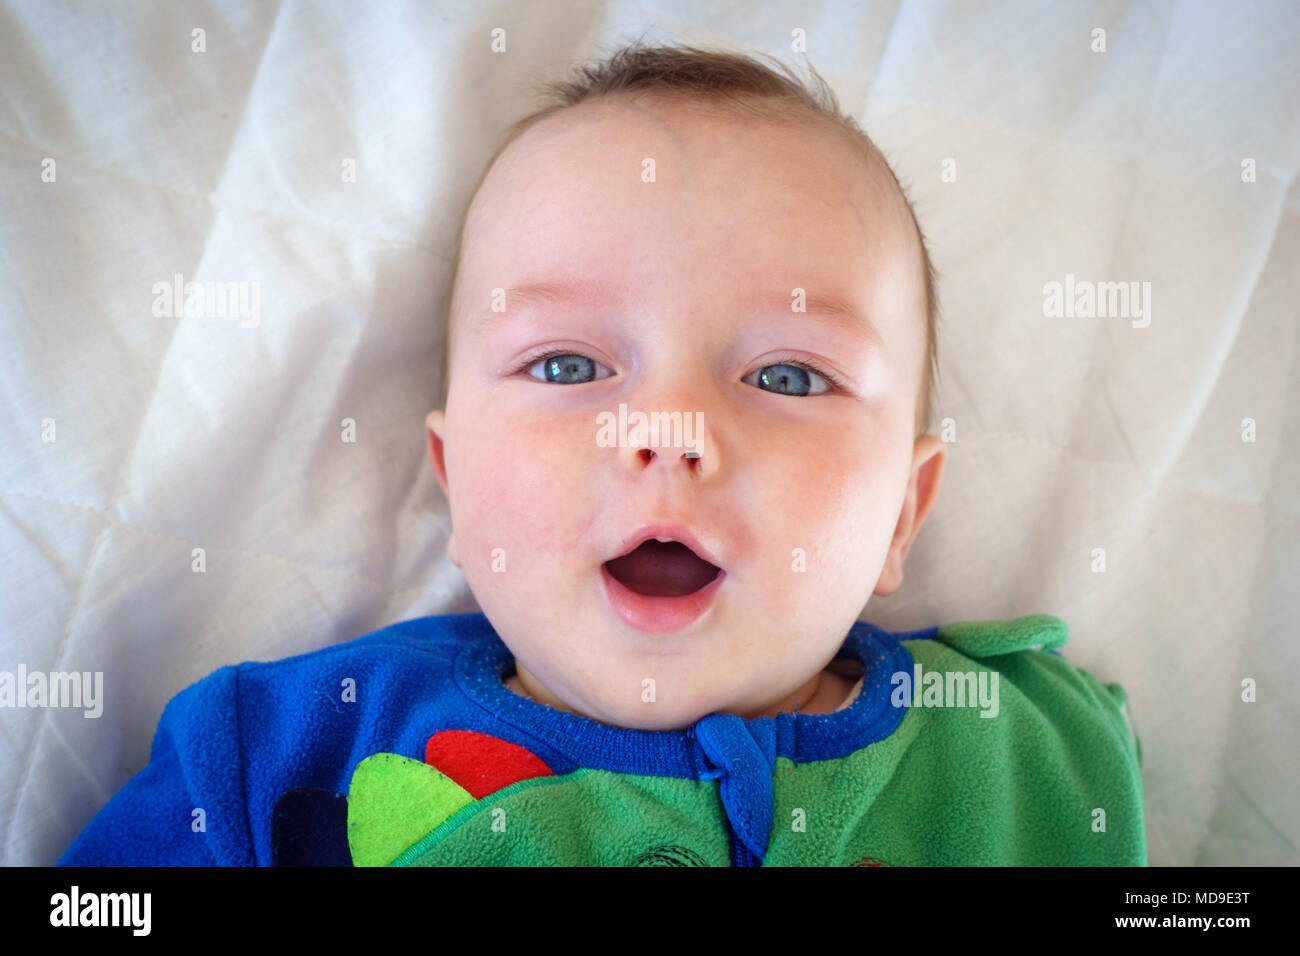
[1,0,1296,866]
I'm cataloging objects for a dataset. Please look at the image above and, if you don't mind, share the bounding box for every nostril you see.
[639,448,655,464]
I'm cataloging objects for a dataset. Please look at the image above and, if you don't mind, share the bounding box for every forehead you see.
[455,93,923,363]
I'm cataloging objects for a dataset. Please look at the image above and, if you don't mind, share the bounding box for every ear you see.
[874,434,946,597]
[425,409,460,569]
[425,409,450,497]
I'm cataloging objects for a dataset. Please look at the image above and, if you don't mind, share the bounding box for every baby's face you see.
[427,94,945,729]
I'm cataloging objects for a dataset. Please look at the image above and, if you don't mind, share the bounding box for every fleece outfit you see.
[57,612,1145,867]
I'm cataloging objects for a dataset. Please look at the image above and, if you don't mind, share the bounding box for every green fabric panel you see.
[764,635,1146,865]
[347,753,474,867]
[936,614,1069,655]
[392,767,732,866]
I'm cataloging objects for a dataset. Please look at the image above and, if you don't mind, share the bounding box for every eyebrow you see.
[790,290,885,351]
[490,279,884,350]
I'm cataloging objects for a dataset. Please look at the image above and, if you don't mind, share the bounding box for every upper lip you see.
[607,524,725,570]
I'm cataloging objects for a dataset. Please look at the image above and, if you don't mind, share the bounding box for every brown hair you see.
[438,41,939,436]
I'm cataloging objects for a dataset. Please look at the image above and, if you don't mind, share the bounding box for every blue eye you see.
[743,362,832,396]
[525,352,614,385]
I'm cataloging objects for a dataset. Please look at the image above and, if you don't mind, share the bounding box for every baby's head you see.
[425,43,946,730]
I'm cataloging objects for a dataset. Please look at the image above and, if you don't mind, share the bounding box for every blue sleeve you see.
[57,665,257,866]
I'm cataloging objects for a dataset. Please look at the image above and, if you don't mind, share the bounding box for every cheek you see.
[446,412,595,579]
[752,422,902,606]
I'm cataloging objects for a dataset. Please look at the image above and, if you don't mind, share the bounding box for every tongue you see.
[605,540,720,597]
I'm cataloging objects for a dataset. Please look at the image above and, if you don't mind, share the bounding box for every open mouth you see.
[603,539,722,597]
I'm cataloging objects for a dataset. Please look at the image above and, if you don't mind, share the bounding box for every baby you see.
[428,45,945,731]
[58,43,1144,867]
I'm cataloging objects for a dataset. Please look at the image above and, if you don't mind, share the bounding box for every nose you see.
[623,408,716,480]
[634,445,704,477]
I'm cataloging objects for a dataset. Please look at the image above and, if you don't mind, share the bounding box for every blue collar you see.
[451,613,929,778]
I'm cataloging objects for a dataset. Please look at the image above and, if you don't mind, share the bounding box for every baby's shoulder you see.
[155,613,482,748]
[895,614,1137,758]
[232,612,474,684]
[863,615,1145,865]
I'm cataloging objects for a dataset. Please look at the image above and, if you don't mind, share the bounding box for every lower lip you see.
[600,564,726,634]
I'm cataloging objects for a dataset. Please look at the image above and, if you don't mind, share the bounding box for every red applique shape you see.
[424,729,554,799]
